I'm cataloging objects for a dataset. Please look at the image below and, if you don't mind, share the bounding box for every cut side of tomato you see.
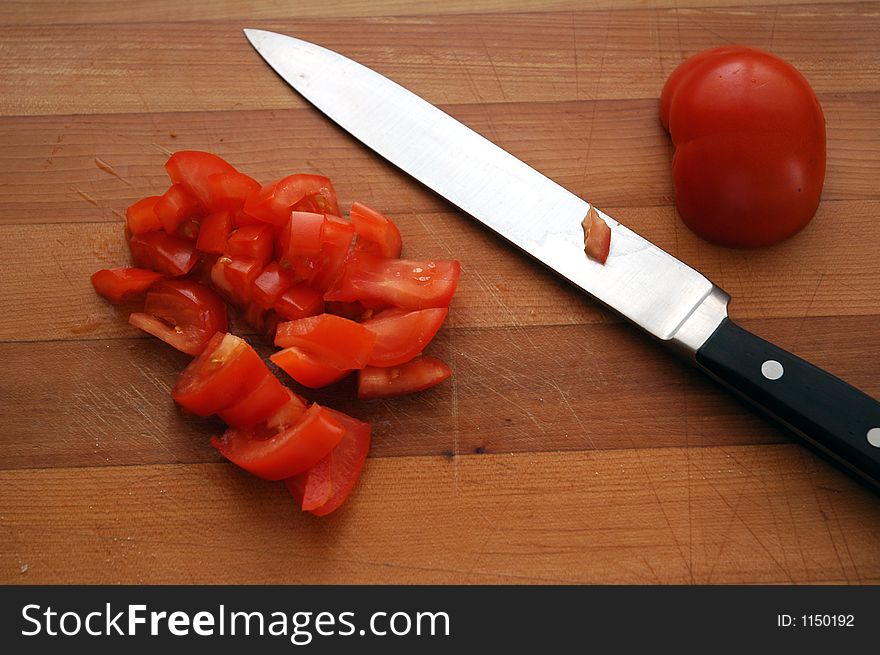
[583,207,611,264]
[155,184,200,235]
[172,332,271,416]
[207,170,260,213]
[285,408,371,516]
[274,314,376,370]
[274,284,324,321]
[363,307,448,367]
[129,230,199,277]
[196,211,232,254]
[351,202,403,258]
[243,174,339,226]
[309,216,356,292]
[126,196,163,235]
[91,267,162,304]
[165,151,237,210]
[218,372,292,428]
[358,355,452,399]
[223,257,263,305]
[252,262,296,310]
[226,224,274,265]
[271,346,351,389]
[212,402,345,480]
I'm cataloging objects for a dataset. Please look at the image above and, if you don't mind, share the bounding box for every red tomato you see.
[196,211,232,254]
[274,314,377,370]
[583,208,611,264]
[126,196,163,235]
[326,252,461,310]
[91,267,162,304]
[128,278,228,356]
[172,332,271,417]
[270,346,351,389]
[274,284,324,321]
[309,216,356,292]
[226,224,274,265]
[165,151,236,210]
[252,262,296,310]
[218,373,293,428]
[211,402,345,480]
[362,307,448,367]
[207,170,260,213]
[154,184,200,235]
[243,174,339,226]
[660,46,826,247]
[358,355,452,399]
[351,202,402,258]
[223,257,263,305]
[285,408,371,516]
[129,230,199,277]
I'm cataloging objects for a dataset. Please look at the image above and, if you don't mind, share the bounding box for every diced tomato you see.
[129,230,199,277]
[128,278,228,356]
[327,252,460,310]
[207,170,260,213]
[583,208,611,264]
[226,224,274,265]
[196,211,232,254]
[274,314,376,370]
[223,257,263,305]
[252,262,296,310]
[91,267,162,304]
[218,373,293,428]
[126,196,163,235]
[325,300,373,321]
[286,211,325,258]
[362,307,448,367]
[271,346,351,389]
[172,332,271,417]
[212,402,345,480]
[165,151,236,210]
[243,174,339,226]
[209,256,236,301]
[154,184,199,235]
[309,216,356,292]
[285,408,371,516]
[274,284,324,321]
[351,202,402,258]
[358,355,452,399]
[243,301,280,338]
[175,217,201,242]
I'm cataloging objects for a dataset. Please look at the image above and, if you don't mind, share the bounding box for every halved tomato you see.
[171,332,271,416]
[243,174,339,226]
[226,224,274,265]
[126,196,163,235]
[91,267,162,304]
[218,372,293,428]
[362,307,448,367]
[211,401,345,480]
[128,278,228,356]
[351,202,402,258]
[274,284,324,321]
[129,230,199,277]
[155,184,200,235]
[165,151,236,210]
[196,211,232,254]
[285,408,371,516]
[358,355,452,399]
[270,346,351,389]
[274,313,376,370]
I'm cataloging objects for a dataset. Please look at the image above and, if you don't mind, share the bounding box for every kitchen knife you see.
[244,28,880,488]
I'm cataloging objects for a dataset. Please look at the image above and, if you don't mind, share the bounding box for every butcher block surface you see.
[1,0,879,584]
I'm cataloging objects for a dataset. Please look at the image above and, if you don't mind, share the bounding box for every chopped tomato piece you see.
[128,278,228,356]
[286,211,325,258]
[243,174,339,226]
[327,252,460,310]
[172,332,271,417]
[363,307,448,367]
[154,184,199,235]
[309,215,356,292]
[196,211,232,254]
[274,284,324,321]
[358,355,452,399]
[165,151,236,210]
[252,262,296,310]
[325,300,373,321]
[91,267,162,304]
[285,408,371,516]
[218,373,293,428]
[126,196,163,235]
[270,346,350,389]
[226,224,274,266]
[224,258,263,305]
[129,230,199,277]
[212,402,345,480]
[274,314,376,370]
[207,170,260,213]
[351,202,402,258]
[175,217,201,242]
[583,207,611,264]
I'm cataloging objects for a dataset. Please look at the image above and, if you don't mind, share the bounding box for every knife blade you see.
[244,28,880,488]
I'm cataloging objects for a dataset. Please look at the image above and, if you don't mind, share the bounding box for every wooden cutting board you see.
[1,0,878,584]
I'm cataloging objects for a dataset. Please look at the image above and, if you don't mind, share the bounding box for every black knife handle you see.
[695,318,880,487]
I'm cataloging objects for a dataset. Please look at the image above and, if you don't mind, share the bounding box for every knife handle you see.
[695,318,880,488]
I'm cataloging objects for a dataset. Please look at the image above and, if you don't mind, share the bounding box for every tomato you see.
[165,151,236,210]
[243,174,339,226]
[274,284,324,321]
[309,216,356,292]
[252,262,296,309]
[218,372,293,428]
[362,307,448,367]
[154,184,199,235]
[223,257,263,305]
[128,278,228,356]
[207,170,260,214]
[275,314,376,370]
[358,355,452,399]
[326,252,461,310]
[126,196,163,235]
[91,267,162,304]
[660,46,826,247]
[582,207,611,264]
[196,211,232,254]
[211,401,345,480]
[129,230,199,277]
[286,211,325,258]
[271,346,351,389]
[172,332,271,417]
[226,224,274,265]
[285,408,371,516]
[351,202,402,258]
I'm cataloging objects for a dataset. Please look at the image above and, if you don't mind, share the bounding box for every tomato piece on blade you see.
[154,184,200,235]
[211,402,345,481]
[207,170,260,213]
[285,408,371,516]
[165,151,237,210]
[243,174,339,226]
[582,207,611,264]
[363,307,448,367]
[358,355,452,399]
[129,230,199,277]
[218,373,292,428]
[196,211,232,254]
[126,196,163,235]
[128,278,228,356]
[274,284,324,321]
[351,202,402,258]
[274,314,377,370]
[172,332,271,416]
[226,224,274,265]
[270,346,351,389]
[91,267,162,304]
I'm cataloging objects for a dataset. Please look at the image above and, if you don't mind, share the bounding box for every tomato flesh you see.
[351,202,402,258]
[155,184,200,235]
[226,224,274,265]
[207,170,260,213]
[271,346,351,389]
[274,284,324,321]
[91,267,162,304]
[252,262,296,310]
[129,230,199,277]
[165,151,237,210]
[196,211,232,254]
[126,196,163,235]
[218,372,293,428]
[243,174,339,226]
[583,209,611,264]
[358,355,452,399]
[362,307,448,367]
[274,314,376,370]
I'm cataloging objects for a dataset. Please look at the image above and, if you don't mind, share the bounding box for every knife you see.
[243,28,880,488]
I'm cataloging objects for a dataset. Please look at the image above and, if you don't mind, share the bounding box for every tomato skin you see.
[274,283,324,321]
[155,184,200,235]
[358,355,452,399]
[212,402,345,481]
[196,211,232,254]
[362,307,448,367]
[351,202,402,258]
[218,372,291,428]
[165,151,236,210]
[91,267,162,304]
[243,174,339,226]
[285,211,325,258]
[274,313,377,370]
[226,224,274,265]
[660,46,826,247]
[129,230,199,277]
[271,346,351,388]
[126,196,163,235]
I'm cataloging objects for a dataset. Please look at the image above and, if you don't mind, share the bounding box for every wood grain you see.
[1,5,878,116]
